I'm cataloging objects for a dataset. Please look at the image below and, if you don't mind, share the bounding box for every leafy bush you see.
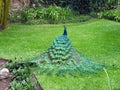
[44,5,73,23]
[97,9,120,22]
[21,8,37,23]
[9,6,79,24]
[23,0,118,15]
[70,0,90,14]
[68,0,118,14]
[6,60,38,90]
[90,0,118,12]
[9,12,21,23]
[60,0,72,7]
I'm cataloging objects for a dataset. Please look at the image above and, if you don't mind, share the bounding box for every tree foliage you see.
[29,0,118,14]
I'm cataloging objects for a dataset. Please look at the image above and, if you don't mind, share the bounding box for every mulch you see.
[0,59,43,90]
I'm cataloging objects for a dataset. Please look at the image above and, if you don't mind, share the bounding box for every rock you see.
[0,68,10,79]
[9,0,30,13]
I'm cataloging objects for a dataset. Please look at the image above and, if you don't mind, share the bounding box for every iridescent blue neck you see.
[63,26,67,36]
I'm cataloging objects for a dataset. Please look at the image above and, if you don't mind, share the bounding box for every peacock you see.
[31,26,104,76]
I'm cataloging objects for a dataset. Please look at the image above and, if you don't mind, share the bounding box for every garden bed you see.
[0,59,43,90]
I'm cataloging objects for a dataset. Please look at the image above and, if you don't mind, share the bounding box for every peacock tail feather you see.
[31,26,104,76]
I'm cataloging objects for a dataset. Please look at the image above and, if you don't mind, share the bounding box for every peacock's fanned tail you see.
[31,26,104,76]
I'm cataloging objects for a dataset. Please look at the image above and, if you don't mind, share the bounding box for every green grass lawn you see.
[0,19,120,90]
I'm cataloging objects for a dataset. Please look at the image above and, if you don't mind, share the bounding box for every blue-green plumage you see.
[31,26,103,75]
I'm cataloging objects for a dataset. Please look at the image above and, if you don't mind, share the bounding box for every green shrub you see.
[9,8,38,23]
[90,0,118,12]
[44,5,73,23]
[21,8,37,23]
[9,6,76,24]
[97,9,120,22]
[28,0,118,14]
[70,0,90,14]
[69,0,118,14]
[9,12,21,23]
[9,5,93,24]
[6,60,38,90]
[60,0,72,7]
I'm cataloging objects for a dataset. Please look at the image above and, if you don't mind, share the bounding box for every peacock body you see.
[31,26,103,76]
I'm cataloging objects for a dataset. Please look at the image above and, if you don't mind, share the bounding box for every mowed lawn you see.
[0,19,120,90]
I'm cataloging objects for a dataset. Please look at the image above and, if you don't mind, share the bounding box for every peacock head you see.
[63,26,67,36]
